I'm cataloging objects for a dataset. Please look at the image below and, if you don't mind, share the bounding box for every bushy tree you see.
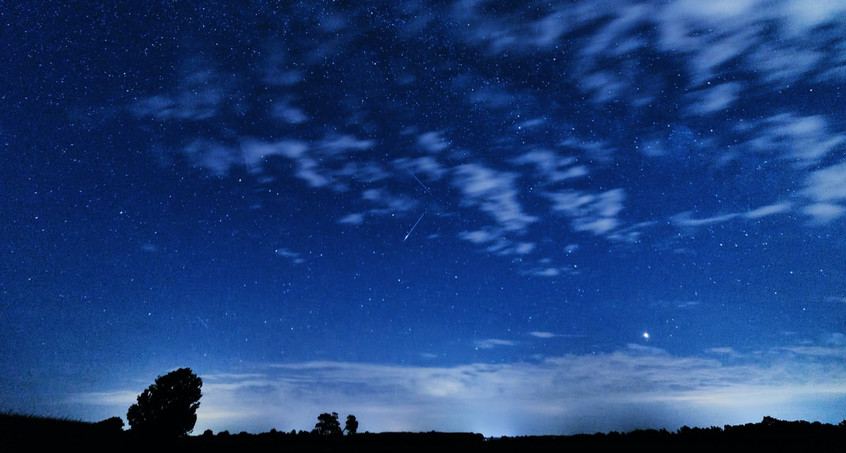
[345,414,358,435]
[127,367,202,438]
[314,412,342,436]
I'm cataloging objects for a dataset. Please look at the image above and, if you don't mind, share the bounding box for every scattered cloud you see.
[126,0,846,278]
[275,248,305,264]
[686,82,741,114]
[510,149,589,184]
[804,162,846,203]
[546,189,625,236]
[475,339,517,350]
[744,203,792,219]
[76,345,846,436]
[802,162,846,223]
[338,213,365,225]
[529,331,557,339]
[393,156,448,182]
[417,131,450,153]
[672,212,740,227]
[361,188,417,216]
[802,203,845,225]
[452,163,537,233]
[672,202,794,228]
[271,102,308,124]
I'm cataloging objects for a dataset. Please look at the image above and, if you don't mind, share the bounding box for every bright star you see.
[643,332,650,340]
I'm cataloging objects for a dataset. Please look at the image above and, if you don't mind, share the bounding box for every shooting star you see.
[407,169,433,196]
[196,316,209,329]
[403,211,427,242]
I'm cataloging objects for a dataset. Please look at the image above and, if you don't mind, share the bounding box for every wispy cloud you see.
[672,212,740,227]
[802,203,845,225]
[529,331,557,339]
[274,248,305,264]
[452,163,537,233]
[458,229,536,257]
[546,189,625,236]
[510,149,589,184]
[474,339,517,350]
[747,114,845,168]
[804,162,846,203]
[417,131,450,153]
[338,213,365,225]
[802,162,846,223]
[686,82,741,114]
[75,345,846,436]
[744,202,792,219]
[672,202,794,228]
[361,188,417,216]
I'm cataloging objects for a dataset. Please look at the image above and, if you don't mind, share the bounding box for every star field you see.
[2,0,846,436]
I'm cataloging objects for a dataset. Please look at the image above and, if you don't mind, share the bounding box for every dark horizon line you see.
[3,410,844,439]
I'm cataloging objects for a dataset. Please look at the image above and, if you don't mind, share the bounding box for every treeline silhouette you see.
[3,370,843,451]
[2,412,845,453]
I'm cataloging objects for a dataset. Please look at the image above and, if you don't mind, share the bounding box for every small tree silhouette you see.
[127,367,203,438]
[344,414,358,435]
[314,412,342,436]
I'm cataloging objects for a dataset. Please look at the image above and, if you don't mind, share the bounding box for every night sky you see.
[2,0,846,437]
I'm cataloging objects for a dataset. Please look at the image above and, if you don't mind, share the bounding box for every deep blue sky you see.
[2,0,846,436]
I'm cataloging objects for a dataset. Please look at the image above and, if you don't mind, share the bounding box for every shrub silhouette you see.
[127,367,202,438]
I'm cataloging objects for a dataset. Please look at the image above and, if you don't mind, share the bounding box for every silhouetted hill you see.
[0,412,124,450]
[1,412,844,453]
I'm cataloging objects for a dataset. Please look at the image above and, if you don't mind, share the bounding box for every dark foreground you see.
[2,413,844,453]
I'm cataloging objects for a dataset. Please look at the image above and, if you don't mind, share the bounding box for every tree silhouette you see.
[314,412,342,436]
[127,367,203,438]
[344,414,358,435]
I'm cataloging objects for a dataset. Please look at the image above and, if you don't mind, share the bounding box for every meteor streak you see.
[403,212,426,241]
[407,169,433,196]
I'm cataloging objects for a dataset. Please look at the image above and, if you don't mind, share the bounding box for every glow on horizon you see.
[69,345,846,437]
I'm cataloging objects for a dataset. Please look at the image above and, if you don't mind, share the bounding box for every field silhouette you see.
[2,412,844,453]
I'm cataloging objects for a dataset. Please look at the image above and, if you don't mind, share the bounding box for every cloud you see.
[458,229,499,245]
[131,61,228,121]
[510,149,589,184]
[529,331,557,339]
[271,102,308,124]
[672,212,740,227]
[746,114,845,168]
[452,163,537,233]
[802,162,846,223]
[672,202,793,228]
[458,229,536,257]
[744,202,792,219]
[802,203,845,225]
[804,162,846,203]
[274,248,305,264]
[521,265,580,278]
[782,0,846,34]
[393,156,448,182]
[182,139,240,176]
[475,339,517,350]
[318,134,375,155]
[686,82,741,114]
[417,131,450,153]
[76,345,846,436]
[546,189,625,236]
[241,138,309,171]
[361,188,417,215]
[338,213,365,225]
